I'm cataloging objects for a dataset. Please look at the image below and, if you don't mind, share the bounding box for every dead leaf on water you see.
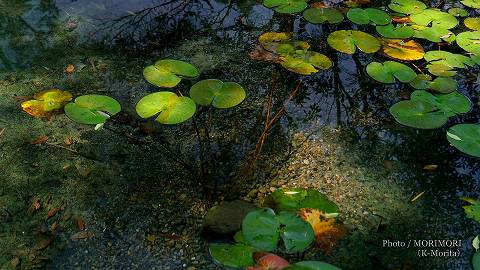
[381,39,425,61]
[75,216,86,230]
[71,231,94,240]
[423,164,438,171]
[63,137,73,146]
[249,45,282,64]
[47,202,64,219]
[21,89,72,118]
[32,236,54,251]
[65,64,75,74]
[299,208,345,254]
[32,136,49,145]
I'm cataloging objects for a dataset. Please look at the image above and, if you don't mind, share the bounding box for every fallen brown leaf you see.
[32,198,41,212]
[249,45,282,64]
[75,216,86,231]
[50,222,60,235]
[65,64,75,74]
[32,136,49,145]
[32,236,54,251]
[71,231,94,240]
[423,164,438,171]
[47,202,64,219]
[63,137,73,146]
[392,16,411,23]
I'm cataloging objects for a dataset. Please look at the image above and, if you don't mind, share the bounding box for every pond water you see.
[1,0,480,269]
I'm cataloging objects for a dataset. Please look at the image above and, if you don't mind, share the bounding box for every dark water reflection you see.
[1,0,480,269]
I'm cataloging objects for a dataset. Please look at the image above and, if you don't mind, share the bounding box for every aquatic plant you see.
[409,75,457,94]
[327,30,381,54]
[143,59,199,88]
[135,91,197,124]
[253,32,332,75]
[376,24,414,39]
[303,8,344,24]
[64,95,121,127]
[262,0,308,13]
[21,89,72,118]
[264,188,339,213]
[464,17,480,30]
[380,39,424,60]
[366,61,416,83]
[389,91,471,129]
[189,79,246,108]
[388,0,426,14]
[456,31,480,53]
[447,124,480,157]
[346,8,391,25]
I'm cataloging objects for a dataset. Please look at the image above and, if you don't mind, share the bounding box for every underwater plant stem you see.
[192,117,207,185]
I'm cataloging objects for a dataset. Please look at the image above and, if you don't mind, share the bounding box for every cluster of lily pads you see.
[255,0,480,158]
[209,188,341,269]
[137,59,246,124]
[461,198,480,269]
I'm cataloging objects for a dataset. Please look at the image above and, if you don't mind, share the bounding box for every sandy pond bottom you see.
[1,2,480,269]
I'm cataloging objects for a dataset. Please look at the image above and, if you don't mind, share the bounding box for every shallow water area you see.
[1,0,480,269]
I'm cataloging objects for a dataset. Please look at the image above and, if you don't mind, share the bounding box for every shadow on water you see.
[1,0,480,269]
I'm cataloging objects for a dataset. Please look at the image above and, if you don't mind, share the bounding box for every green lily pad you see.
[209,243,256,268]
[465,18,480,30]
[411,90,471,116]
[409,74,457,93]
[388,0,426,15]
[135,92,196,124]
[327,30,381,54]
[461,0,480,8]
[284,261,342,270]
[448,7,469,17]
[143,59,199,88]
[456,31,480,53]
[410,9,458,29]
[390,90,471,129]
[424,50,475,68]
[280,51,333,75]
[376,24,414,38]
[242,208,280,251]
[427,64,457,77]
[263,0,307,13]
[390,99,449,129]
[461,197,480,222]
[412,25,454,42]
[347,8,391,25]
[474,251,480,270]
[264,188,339,213]
[366,61,416,83]
[303,8,344,24]
[277,211,315,253]
[447,124,480,157]
[189,79,246,108]
[64,95,121,125]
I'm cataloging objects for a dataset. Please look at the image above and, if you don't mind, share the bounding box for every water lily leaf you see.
[242,208,280,251]
[303,8,344,24]
[263,0,307,13]
[411,90,471,116]
[347,8,391,25]
[284,261,342,270]
[376,24,414,38]
[411,25,454,42]
[21,89,72,117]
[327,30,381,54]
[409,74,457,93]
[280,51,332,75]
[456,31,480,53]
[390,99,448,129]
[258,32,310,55]
[264,188,339,213]
[465,18,480,30]
[427,64,457,77]
[143,59,199,88]
[474,251,480,270]
[366,61,416,83]
[259,32,292,44]
[446,124,480,157]
[277,211,315,253]
[461,197,480,222]
[448,8,469,17]
[388,0,426,15]
[410,9,458,29]
[64,95,121,125]
[189,79,246,108]
[381,39,424,60]
[136,92,196,124]
[461,0,480,8]
[209,243,256,268]
[424,50,476,68]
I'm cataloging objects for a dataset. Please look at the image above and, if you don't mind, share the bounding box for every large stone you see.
[204,200,257,234]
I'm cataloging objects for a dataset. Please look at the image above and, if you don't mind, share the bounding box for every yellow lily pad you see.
[21,89,73,117]
[381,39,425,60]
